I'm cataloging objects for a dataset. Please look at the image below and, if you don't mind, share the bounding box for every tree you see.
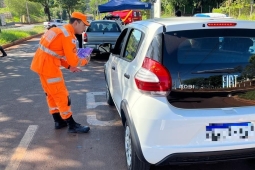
[62,9,67,20]
[28,0,53,21]
[55,0,82,17]
[89,0,108,19]
[4,0,27,16]
[163,0,225,15]
[243,55,255,79]
[75,0,90,13]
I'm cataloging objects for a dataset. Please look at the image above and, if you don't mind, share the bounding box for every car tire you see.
[106,85,114,106]
[246,158,255,167]
[125,121,150,170]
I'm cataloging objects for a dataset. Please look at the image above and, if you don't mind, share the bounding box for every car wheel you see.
[125,122,150,170]
[106,85,114,106]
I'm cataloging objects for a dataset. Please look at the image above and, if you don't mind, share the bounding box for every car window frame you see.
[112,28,129,55]
[120,28,144,62]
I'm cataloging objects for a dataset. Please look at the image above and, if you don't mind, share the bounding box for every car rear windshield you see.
[163,29,255,109]
[87,21,121,32]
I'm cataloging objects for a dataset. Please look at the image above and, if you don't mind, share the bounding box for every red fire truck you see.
[111,10,142,24]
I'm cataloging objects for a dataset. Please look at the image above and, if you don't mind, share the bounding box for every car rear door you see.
[114,28,144,111]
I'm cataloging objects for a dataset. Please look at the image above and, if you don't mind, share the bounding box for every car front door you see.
[109,28,129,111]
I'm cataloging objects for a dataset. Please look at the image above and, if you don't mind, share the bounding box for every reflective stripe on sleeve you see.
[39,44,64,59]
[45,30,57,42]
[47,77,62,84]
[59,26,69,37]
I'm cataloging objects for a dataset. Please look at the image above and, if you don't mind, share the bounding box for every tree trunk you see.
[44,6,51,21]
[47,11,51,21]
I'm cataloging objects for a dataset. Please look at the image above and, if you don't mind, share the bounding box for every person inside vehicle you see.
[89,23,98,32]
[98,24,103,31]
[110,24,118,32]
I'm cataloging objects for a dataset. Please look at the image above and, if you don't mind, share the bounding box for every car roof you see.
[137,17,234,25]
[130,17,255,29]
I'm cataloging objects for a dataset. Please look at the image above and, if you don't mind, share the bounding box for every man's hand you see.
[69,66,82,73]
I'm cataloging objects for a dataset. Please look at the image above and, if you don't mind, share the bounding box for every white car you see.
[43,19,67,29]
[104,17,255,170]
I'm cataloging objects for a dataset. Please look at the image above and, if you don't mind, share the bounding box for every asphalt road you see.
[1,37,255,170]
[0,24,41,31]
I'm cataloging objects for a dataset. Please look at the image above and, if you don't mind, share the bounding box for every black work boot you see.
[52,112,68,129]
[65,116,90,133]
[0,46,7,57]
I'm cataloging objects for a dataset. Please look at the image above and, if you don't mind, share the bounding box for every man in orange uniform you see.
[31,12,90,133]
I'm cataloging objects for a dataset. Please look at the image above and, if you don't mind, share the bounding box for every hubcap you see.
[125,125,132,167]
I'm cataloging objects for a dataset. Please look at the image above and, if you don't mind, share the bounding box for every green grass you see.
[239,91,255,100]
[0,26,45,45]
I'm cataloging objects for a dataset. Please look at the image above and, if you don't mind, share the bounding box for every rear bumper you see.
[156,147,255,166]
[129,95,255,164]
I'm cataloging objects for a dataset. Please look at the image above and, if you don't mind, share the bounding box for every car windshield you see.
[87,21,121,32]
[163,29,255,108]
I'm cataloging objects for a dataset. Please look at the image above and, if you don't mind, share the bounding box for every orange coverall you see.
[31,24,88,120]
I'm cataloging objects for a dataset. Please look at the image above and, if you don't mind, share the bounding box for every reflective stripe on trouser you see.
[39,74,72,119]
[46,92,59,114]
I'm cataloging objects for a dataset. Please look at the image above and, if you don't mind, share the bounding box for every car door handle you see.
[112,66,115,70]
[124,73,130,79]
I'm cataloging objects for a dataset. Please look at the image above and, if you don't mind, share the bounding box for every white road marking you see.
[87,115,122,126]
[86,92,121,126]
[5,125,38,170]
[86,92,107,109]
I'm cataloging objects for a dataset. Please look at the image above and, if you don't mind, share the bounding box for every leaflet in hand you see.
[77,48,93,58]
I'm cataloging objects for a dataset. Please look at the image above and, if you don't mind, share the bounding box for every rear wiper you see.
[192,67,241,74]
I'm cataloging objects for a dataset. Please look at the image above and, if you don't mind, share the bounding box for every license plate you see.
[206,122,254,141]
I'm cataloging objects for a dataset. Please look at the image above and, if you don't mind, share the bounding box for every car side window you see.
[112,28,128,55]
[146,34,162,63]
[123,29,143,61]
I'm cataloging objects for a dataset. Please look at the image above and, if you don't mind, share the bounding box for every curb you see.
[2,33,44,50]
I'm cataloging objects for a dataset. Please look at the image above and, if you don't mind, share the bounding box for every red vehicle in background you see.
[111,10,142,24]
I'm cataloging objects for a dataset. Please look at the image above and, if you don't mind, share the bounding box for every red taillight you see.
[135,57,172,95]
[207,23,237,27]
[83,32,87,42]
